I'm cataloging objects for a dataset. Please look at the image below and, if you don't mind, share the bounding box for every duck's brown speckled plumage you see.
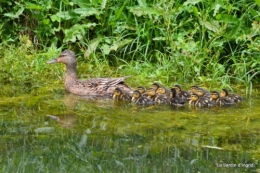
[47,50,133,97]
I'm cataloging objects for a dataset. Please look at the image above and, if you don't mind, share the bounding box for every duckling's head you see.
[190,85,199,93]
[146,87,156,97]
[196,88,205,97]
[170,88,177,98]
[113,87,123,98]
[156,87,167,95]
[137,86,146,94]
[210,91,219,99]
[174,84,182,93]
[132,90,142,99]
[190,93,199,101]
[151,83,160,91]
[47,50,77,68]
[220,89,229,97]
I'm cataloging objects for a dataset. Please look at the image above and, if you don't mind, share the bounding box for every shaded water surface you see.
[0,89,260,172]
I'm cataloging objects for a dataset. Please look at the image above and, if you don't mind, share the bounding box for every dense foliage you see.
[0,0,260,95]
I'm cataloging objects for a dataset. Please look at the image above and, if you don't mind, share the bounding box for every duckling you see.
[151,83,161,92]
[189,85,199,94]
[156,86,171,96]
[210,91,235,106]
[169,88,185,107]
[189,93,214,107]
[195,87,211,99]
[220,89,242,103]
[137,86,148,97]
[146,87,157,101]
[112,87,132,101]
[47,50,133,97]
[154,95,169,104]
[174,84,190,101]
[154,86,171,104]
[131,90,154,105]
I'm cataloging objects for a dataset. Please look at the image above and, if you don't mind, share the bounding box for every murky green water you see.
[1,87,260,173]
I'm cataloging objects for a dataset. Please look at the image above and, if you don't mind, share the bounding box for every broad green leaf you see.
[255,0,260,7]
[24,2,43,10]
[4,7,24,18]
[138,0,147,7]
[101,44,110,55]
[73,8,100,17]
[51,11,75,21]
[216,14,239,24]
[63,23,97,43]
[89,37,102,52]
[128,6,163,17]
[110,39,134,51]
[200,20,220,33]
[213,4,221,16]
[101,0,107,9]
[184,0,201,6]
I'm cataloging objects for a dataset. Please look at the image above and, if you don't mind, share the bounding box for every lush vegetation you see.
[1,0,260,96]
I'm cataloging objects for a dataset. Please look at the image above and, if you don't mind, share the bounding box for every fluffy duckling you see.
[156,86,171,96]
[151,83,161,92]
[169,88,185,107]
[220,89,242,103]
[137,86,148,97]
[112,87,132,101]
[174,84,190,101]
[190,85,199,94]
[154,86,171,104]
[189,93,214,107]
[131,90,154,105]
[146,87,157,101]
[210,91,235,106]
[195,87,211,99]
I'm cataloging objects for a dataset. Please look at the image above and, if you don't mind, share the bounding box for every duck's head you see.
[47,50,77,67]
[220,89,229,97]
[195,88,206,97]
[132,90,141,99]
[146,87,156,97]
[137,86,146,94]
[190,93,199,101]
[174,84,182,93]
[210,91,219,100]
[156,86,167,95]
[112,88,123,99]
[190,85,199,93]
[151,83,160,91]
[170,88,177,98]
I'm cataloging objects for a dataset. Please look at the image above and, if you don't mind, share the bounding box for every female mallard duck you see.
[131,90,154,105]
[146,87,157,101]
[210,91,235,106]
[47,50,133,97]
[189,93,214,107]
[112,87,132,101]
[220,89,242,103]
[174,84,190,101]
[169,88,185,107]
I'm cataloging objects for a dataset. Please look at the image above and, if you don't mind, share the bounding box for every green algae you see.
[0,85,260,172]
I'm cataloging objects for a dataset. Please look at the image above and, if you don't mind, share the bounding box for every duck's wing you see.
[86,76,131,86]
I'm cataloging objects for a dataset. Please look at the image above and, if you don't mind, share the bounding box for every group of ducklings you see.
[113,83,242,108]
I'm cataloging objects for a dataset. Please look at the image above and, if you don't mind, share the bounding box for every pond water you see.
[0,86,260,173]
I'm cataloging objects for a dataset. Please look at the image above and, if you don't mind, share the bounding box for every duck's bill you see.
[47,59,57,64]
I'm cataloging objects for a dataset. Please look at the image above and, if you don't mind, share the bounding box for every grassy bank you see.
[0,42,259,97]
[1,0,260,96]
